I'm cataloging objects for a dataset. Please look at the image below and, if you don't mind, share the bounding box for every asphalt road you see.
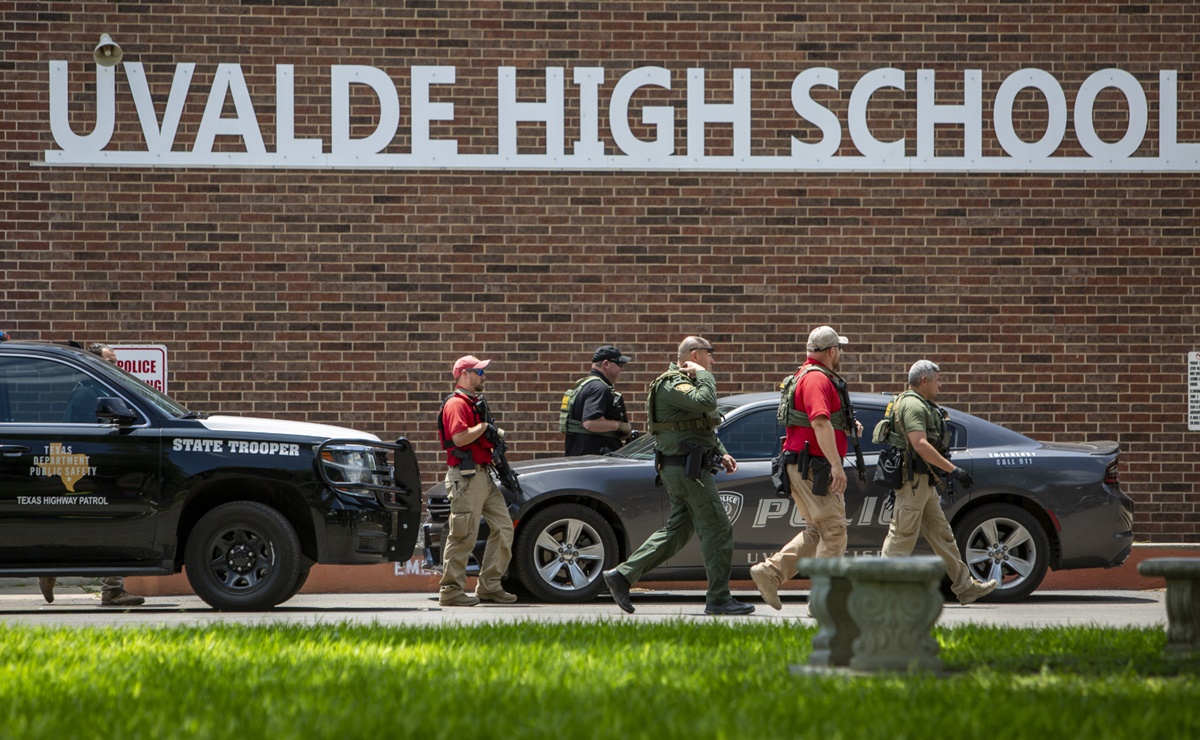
[0,586,1168,630]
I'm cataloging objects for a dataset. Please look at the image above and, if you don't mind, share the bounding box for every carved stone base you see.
[800,556,945,673]
[1138,558,1200,654]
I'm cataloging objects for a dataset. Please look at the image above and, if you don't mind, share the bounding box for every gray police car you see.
[425,391,1134,603]
[0,341,422,610]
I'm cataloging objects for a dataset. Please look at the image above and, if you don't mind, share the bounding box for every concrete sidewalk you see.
[4,542,1195,601]
[0,588,1168,631]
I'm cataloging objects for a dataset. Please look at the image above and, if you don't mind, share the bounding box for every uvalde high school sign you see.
[43,62,1200,172]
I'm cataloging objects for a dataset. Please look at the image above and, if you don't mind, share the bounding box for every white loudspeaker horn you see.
[93,34,123,67]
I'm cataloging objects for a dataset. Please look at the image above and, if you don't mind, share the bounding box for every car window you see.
[0,356,120,424]
[854,403,966,452]
[717,409,784,460]
[854,406,886,454]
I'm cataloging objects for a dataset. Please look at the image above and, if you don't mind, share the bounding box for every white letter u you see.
[49,61,116,154]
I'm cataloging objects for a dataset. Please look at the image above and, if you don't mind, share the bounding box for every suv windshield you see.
[106,362,193,418]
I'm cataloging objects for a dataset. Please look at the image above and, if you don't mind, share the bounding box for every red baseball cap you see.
[452,355,492,379]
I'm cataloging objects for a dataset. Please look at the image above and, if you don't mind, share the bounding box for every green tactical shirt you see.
[893,390,951,455]
[647,363,729,458]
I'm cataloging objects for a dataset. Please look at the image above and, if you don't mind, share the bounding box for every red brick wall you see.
[3,2,1198,539]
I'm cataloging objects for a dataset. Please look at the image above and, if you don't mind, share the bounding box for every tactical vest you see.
[437,389,483,452]
[884,390,951,454]
[558,374,624,438]
[645,368,720,434]
[775,364,852,432]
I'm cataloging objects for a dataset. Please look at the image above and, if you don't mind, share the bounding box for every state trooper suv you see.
[0,341,421,610]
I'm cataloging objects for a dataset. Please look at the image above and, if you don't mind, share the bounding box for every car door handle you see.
[0,445,31,456]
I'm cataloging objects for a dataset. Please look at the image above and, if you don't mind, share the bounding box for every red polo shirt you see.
[440,391,495,466]
[782,361,848,460]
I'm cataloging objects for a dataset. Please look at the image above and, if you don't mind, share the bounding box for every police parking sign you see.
[1190,352,1200,432]
[112,344,168,393]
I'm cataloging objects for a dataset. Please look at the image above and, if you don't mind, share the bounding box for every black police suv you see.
[0,341,421,610]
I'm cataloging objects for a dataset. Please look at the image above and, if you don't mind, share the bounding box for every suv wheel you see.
[514,503,617,603]
[954,503,1049,602]
[185,501,302,611]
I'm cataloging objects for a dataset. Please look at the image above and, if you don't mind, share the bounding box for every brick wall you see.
[2,2,1198,539]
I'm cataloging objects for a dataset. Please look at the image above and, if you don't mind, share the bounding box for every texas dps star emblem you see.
[719,491,744,525]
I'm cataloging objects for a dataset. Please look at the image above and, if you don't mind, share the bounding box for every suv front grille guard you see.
[314,437,421,514]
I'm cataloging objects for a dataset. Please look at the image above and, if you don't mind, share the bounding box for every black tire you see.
[513,503,618,603]
[953,503,1050,603]
[184,501,302,611]
[283,568,311,602]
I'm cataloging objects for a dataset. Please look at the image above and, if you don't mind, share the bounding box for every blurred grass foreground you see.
[1,621,1198,739]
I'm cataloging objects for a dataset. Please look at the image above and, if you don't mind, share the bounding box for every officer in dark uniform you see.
[560,345,633,456]
[603,336,754,615]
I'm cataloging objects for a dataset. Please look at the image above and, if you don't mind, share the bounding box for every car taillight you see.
[1104,460,1120,486]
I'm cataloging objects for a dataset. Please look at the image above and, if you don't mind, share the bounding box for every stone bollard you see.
[1137,558,1200,654]
[799,556,945,673]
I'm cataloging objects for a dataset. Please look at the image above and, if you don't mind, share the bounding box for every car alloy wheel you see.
[954,503,1050,602]
[514,503,618,603]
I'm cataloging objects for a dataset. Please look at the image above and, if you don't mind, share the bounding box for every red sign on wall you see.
[112,344,168,393]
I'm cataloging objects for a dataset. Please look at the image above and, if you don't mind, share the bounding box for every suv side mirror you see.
[95,397,138,426]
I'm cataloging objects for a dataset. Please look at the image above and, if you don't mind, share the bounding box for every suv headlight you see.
[320,446,386,491]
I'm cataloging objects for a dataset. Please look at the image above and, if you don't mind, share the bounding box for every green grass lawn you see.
[1,621,1197,739]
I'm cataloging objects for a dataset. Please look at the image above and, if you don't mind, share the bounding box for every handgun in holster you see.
[801,441,833,496]
[450,448,476,477]
[683,443,705,480]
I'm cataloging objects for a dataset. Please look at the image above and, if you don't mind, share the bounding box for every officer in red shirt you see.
[436,355,517,607]
[750,326,862,611]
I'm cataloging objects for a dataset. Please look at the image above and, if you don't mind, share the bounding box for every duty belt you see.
[658,454,689,466]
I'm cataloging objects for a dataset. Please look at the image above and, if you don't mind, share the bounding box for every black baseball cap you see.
[593,345,632,364]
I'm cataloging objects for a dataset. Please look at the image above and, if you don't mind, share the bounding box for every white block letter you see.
[48,62,115,154]
[917,69,982,160]
[125,62,194,155]
[686,68,751,158]
[849,68,906,162]
[497,66,564,158]
[331,65,400,159]
[412,65,457,159]
[791,67,841,159]
[277,65,322,159]
[193,64,267,156]
[994,69,1067,161]
[610,66,675,160]
[573,67,605,159]
[1075,69,1147,161]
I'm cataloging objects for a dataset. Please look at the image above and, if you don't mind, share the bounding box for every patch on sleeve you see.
[675,382,695,393]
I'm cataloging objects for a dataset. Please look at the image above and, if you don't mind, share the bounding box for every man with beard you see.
[436,355,517,607]
[750,326,861,611]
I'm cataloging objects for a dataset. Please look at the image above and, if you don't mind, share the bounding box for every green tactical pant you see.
[616,465,733,606]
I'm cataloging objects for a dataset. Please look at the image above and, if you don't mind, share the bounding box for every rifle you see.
[845,397,867,483]
[474,397,525,496]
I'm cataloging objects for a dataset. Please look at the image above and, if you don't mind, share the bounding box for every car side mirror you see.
[95,397,138,426]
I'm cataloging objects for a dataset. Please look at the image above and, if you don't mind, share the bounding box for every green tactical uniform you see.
[614,363,734,607]
[881,390,976,595]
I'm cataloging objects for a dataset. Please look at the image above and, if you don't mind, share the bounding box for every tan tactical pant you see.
[438,467,514,599]
[881,472,974,594]
[756,461,849,585]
